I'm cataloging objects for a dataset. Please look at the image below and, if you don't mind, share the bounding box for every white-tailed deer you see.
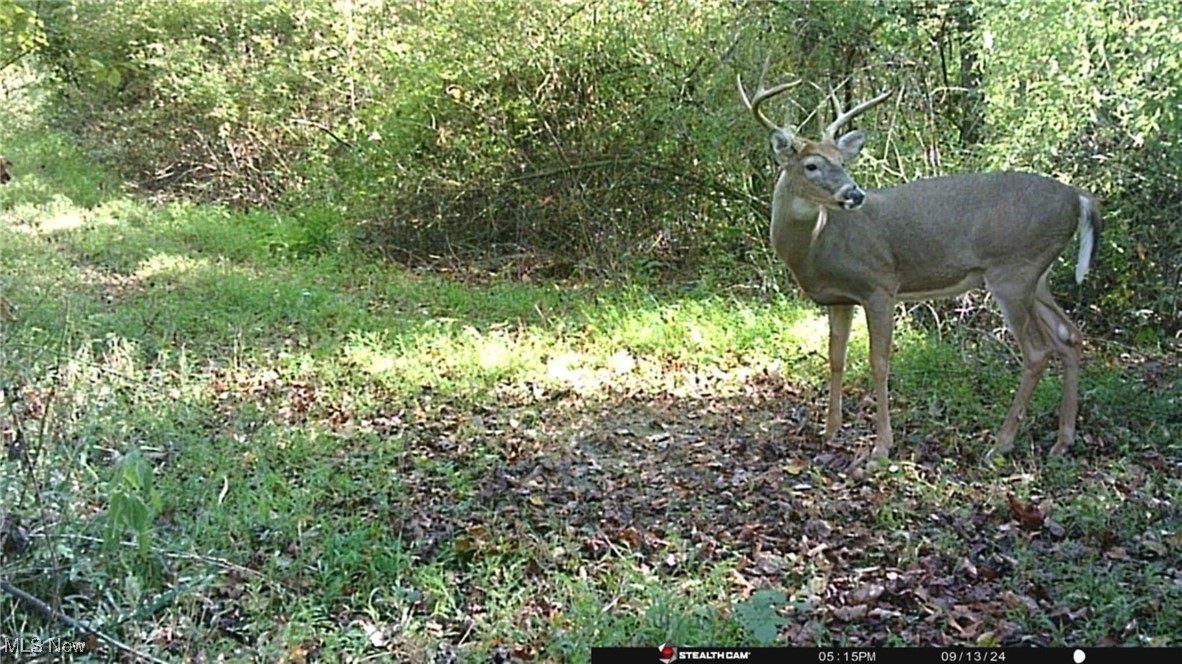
[738,72,1101,460]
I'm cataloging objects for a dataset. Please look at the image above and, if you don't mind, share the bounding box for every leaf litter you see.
[7,332,1179,660]
[288,362,1180,656]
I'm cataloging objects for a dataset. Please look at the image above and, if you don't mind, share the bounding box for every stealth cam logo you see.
[657,643,678,663]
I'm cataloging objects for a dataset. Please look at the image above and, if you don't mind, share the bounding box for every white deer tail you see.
[1075,195,1097,285]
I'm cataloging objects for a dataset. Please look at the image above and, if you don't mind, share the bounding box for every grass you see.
[2,119,1180,662]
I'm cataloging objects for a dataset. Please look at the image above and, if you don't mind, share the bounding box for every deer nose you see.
[846,188,865,207]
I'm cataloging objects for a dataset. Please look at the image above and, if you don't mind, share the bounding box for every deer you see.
[0,157,10,185]
[737,71,1102,462]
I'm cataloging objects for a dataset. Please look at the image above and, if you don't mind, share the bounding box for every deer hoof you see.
[993,433,1015,454]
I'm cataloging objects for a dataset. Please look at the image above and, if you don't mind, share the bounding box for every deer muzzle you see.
[837,185,865,210]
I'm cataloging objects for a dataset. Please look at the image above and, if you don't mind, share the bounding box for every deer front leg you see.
[863,299,895,459]
[825,305,855,440]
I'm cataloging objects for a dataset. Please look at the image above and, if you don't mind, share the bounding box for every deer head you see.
[737,75,891,211]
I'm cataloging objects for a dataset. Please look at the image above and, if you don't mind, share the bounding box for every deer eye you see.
[805,163,819,172]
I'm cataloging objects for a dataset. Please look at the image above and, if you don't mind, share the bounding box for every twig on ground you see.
[0,578,170,664]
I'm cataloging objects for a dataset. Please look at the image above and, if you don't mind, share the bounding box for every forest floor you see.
[1,126,1180,662]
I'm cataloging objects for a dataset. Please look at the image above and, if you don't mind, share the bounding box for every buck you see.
[737,72,1101,461]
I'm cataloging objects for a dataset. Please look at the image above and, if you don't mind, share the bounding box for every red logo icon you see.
[657,643,678,663]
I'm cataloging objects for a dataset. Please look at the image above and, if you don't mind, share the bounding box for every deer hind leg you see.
[989,275,1052,454]
[825,305,855,441]
[1033,275,1083,457]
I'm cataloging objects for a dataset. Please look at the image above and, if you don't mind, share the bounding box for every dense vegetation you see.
[1,0,1179,661]
[21,0,1182,339]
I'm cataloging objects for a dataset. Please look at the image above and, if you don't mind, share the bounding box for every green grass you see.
[2,122,1179,662]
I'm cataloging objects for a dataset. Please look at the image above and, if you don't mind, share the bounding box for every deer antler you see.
[736,59,802,132]
[823,88,893,141]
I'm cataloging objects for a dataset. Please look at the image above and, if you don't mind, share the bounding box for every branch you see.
[0,578,171,664]
[0,47,34,74]
[291,118,354,150]
[643,160,772,220]
[1,0,43,74]
[503,157,771,219]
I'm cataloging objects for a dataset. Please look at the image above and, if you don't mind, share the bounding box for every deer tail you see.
[1075,194,1102,285]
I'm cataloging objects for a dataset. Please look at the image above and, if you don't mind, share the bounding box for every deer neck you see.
[770,172,826,273]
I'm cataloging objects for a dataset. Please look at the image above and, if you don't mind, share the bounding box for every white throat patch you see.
[811,206,829,243]
[789,197,820,219]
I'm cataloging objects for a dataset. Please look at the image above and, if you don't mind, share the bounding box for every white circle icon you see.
[1073,650,1085,663]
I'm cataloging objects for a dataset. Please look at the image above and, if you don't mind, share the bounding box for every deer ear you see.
[770,129,796,164]
[836,130,867,163]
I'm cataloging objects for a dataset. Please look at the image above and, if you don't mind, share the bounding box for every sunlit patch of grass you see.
[0,129,117,209]
[590,291,833,366]
[132,252,213,284]
[342,325,543,397]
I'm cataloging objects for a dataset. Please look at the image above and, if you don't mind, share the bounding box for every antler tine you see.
[737,76,802,132]
[826,83,844,123]
[823,88,893,140]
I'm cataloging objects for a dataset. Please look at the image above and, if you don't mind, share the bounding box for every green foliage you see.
[735,589,790,646]
[0,0,44,73]
[38,0,352,202]
[105,451,162,553]
[33,0,928,276]
[265,203,349,257]
[27,0,1182,339]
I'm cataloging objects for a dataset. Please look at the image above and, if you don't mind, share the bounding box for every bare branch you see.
[291,118,354,150]
[0,578,171,664]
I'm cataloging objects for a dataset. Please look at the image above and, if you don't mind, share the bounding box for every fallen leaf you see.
[1000,591,1039,614]
[1166,531,1182,550]
[832,604,869,621]
[1007,493,1046,529]
[1045,518,1066,538]
[1140,537,1167,556]
[849,583,885,605]
[959,557,979,579]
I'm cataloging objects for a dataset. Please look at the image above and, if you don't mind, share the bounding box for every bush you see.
[34,0,927,276]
